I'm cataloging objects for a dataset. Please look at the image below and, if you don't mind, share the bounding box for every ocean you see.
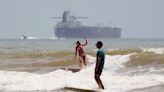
[0,39,164,92]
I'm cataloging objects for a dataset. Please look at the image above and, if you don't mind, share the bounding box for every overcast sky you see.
[0,0,164,39]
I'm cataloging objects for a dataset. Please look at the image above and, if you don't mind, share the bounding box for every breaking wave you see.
[0,54,164,92]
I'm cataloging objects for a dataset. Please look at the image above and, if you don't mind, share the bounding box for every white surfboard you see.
[64,87,99,92]
[61,68,81,72]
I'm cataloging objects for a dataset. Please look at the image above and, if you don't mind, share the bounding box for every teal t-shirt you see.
[96,48,105,70]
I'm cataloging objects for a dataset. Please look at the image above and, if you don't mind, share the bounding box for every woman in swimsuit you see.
[75,39,87,69]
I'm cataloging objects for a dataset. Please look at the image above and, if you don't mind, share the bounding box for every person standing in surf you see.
[95,41,105,89]
[75,38,87,69]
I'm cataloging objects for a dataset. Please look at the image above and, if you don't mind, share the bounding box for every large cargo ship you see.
[53,11,121,38]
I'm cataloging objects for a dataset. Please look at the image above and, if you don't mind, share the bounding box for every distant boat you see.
[53,11,122,38]
[20,35,37,40]
[20,35,28,40]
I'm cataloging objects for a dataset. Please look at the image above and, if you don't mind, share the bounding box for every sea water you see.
[0,39,164,92]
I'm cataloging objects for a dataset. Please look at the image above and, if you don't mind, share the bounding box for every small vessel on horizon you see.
[53,11,122,38]
[20,35,37,40]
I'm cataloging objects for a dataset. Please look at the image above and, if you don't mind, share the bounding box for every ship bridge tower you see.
[53,11,88,23]
[62,11,69,22]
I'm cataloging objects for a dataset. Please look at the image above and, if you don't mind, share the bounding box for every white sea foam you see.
[0,54,164,92]
[141,47,164,54]
[49,37,58,39]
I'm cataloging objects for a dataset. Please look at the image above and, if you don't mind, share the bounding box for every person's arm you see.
[95,57,101,71]
[75,47,78,59]
[82,38,87,46]
[95,51,101,71]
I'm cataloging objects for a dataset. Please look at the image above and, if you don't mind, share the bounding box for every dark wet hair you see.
[96,41,103,47]
[76,41,80,44]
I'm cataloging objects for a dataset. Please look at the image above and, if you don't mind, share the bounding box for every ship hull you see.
[55,26,121,38]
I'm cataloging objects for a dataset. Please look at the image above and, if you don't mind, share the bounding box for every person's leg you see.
[95,74,104,89]
[79,57,83,69]
[99,76,104,89]
[95,75,101,88]
[83,56,87,67]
